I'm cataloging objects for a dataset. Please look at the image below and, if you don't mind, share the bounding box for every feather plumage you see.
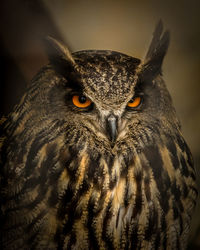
[0,22,197,250]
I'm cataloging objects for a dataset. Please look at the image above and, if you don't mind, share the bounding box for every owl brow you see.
[134,80,144,95]
[65,71,83,92]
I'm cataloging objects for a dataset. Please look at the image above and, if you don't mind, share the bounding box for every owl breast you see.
[49,129,196,250]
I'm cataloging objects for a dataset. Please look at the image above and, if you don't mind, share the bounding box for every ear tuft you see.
[140,20,170,81]
[45,36,75,64]
[44,36,76,78]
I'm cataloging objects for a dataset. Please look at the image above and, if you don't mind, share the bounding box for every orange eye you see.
[127,96,141,108]
[72,95,92,108]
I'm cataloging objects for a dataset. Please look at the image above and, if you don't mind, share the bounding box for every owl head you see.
[21,20,176,153]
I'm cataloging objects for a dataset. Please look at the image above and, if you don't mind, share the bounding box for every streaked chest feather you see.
[1,136,197,250]
[52,142,196,250]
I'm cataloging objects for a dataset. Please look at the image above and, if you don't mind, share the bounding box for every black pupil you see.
[79,96,87,103]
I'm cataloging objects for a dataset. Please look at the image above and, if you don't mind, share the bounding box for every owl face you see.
[36,46,176,151]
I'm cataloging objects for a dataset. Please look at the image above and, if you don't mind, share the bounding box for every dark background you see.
[0,0,199,247]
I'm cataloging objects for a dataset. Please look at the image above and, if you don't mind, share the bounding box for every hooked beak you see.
[106,115,118,143]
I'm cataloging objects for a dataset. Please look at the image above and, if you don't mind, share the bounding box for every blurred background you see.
[0,0,199,248]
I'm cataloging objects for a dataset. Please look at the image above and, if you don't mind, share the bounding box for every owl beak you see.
[106,115,118,143]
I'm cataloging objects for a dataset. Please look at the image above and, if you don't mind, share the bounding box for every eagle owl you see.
[0,21,197,249]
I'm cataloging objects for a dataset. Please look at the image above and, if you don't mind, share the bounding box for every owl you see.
[0,21,198,250]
